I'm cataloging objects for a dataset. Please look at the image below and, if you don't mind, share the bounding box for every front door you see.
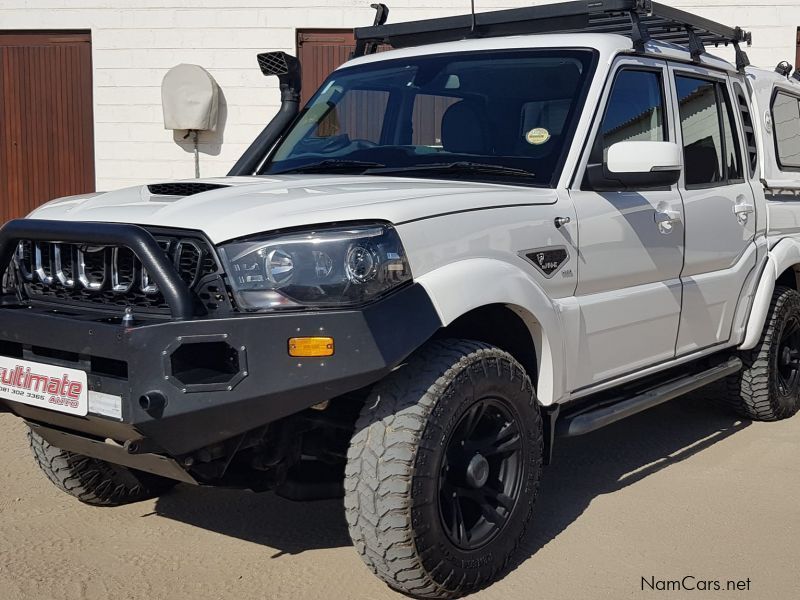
[568,57,684,391]
[668,65,757,354]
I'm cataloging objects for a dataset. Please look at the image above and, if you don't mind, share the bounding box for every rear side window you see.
[733,82,758,177]
[772,91,800,170]
[720,91,744,181]
[597,69,666,159]
[675,75,743,187]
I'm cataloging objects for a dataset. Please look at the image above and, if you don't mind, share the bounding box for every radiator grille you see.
[13,230,225,315]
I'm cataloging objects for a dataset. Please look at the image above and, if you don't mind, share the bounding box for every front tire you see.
[28,428,177,506]
[345,340,543,599]
[727,286,800,421]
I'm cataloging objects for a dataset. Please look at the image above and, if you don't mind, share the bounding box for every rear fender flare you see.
[740,237,800,350]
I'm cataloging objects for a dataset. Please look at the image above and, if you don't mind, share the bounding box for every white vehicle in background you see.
[2,1,800,597]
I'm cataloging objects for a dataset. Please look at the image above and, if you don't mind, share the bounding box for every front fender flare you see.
[415,258,564,404]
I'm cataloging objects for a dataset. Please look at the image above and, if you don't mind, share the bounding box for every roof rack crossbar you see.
[353,0,752,70]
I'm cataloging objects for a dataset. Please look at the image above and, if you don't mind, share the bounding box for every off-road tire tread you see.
[727,285,800,421]
[344,339,542,599]
[28,428,176,506]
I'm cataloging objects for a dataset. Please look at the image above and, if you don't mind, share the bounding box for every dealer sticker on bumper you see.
[0,356,88,416]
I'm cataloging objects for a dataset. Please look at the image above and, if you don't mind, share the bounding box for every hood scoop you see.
[147,182,229,196]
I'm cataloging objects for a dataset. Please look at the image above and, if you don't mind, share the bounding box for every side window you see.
[675,75,743,186]
[675,76,724,186]
[772,91,800,170]
[596,69,666,159]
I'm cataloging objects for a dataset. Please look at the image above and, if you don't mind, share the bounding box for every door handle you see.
[654,208,681,234]
[734,197,755,224]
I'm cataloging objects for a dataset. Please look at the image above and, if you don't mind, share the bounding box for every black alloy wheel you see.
[438,398,523,550]
[776,314,800,398]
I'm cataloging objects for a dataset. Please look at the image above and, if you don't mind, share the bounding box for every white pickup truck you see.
[1,0,800,597]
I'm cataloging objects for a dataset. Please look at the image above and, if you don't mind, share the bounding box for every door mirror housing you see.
[586,141,682,191]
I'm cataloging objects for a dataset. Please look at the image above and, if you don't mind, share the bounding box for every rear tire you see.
[726,286,800,421]
[345,339,543,599]
[28,428,177,506]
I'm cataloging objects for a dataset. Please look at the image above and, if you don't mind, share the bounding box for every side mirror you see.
[586,141,682,191]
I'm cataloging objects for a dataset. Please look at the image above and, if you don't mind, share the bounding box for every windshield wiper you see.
[365,161,535,179]
[272,159,386,174]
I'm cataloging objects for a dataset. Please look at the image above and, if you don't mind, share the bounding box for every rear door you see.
[668,64,757,354]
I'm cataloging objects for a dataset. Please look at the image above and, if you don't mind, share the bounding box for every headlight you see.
[218,224,412,311]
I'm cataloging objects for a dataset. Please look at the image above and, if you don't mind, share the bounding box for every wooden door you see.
[0,31,95,224]
[796,27,800,72]
[297,30,356,105]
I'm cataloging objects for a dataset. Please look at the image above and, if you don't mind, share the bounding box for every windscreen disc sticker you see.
[525,127,550,145]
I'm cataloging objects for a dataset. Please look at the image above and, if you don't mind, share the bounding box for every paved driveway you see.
[1,392,797,599]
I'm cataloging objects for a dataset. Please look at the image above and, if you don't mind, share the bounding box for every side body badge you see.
[520,246,569,278]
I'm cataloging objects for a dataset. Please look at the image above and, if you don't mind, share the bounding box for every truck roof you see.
[343,32,738,75]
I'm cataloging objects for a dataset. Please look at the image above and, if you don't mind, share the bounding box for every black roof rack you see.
[354,0,752,70]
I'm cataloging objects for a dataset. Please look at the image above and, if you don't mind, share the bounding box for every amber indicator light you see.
[288,337,334,357]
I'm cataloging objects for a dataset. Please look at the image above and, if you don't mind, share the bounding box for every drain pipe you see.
[228,52,302,176]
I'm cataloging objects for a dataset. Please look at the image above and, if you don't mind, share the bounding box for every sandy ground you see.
[0,391,798,600]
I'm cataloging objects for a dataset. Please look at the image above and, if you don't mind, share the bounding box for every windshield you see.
[261,49,596,187]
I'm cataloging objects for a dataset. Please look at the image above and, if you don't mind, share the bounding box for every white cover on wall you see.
[161,64,219,131]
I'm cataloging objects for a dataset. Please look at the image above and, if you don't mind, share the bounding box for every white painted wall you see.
[0,0,797,191]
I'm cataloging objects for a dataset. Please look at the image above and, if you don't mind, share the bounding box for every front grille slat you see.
[176,241,202,287]
[54,244,76,287]
[34,242,55,285]
[15,230,222,315]
[111,247,135,292]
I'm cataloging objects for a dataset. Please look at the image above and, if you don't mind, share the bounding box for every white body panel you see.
[399,190,578,405]
[30,175,556,245]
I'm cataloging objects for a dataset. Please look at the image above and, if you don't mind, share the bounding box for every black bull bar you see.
[0,219,195,320]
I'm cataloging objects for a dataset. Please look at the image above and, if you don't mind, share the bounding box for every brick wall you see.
[0,0,797,191]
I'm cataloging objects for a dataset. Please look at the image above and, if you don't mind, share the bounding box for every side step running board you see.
[557,357,742,437]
